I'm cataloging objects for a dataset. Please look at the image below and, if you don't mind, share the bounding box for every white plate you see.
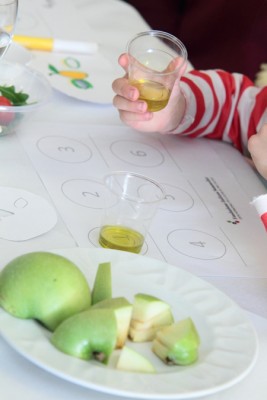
[0,248,258,399]
[28,51,117,104]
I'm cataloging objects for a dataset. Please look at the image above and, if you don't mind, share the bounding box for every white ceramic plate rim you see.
[0,248,259,399]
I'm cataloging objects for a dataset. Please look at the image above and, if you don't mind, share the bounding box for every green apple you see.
[0,251,91,331]
[92,297,133,348]
[51,308,117,364]
[129,293,174,342]
[152,317,200,365]
[116,345,156,373]
[91,262,112,305]
[129,309,174,341]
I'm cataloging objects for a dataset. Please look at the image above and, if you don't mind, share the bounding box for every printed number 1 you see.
[190,241,206,248]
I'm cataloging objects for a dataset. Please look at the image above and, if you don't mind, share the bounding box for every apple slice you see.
[116,346,156,373]
[129,308,174,341]
[129,293,174,342]
[51,308,117,364]
[91,262,112,305]
[0,251,91,331]
[92,297,133,348]
[131,293,172,320]
[152,317,200,365]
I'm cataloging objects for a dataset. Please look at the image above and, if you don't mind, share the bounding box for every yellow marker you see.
[13,35,98,55]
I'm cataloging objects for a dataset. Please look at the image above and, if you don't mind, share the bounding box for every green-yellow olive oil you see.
[99,225,144,254]
[130,79,171,112]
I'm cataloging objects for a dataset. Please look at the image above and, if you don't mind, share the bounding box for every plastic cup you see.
[127,30,187,112]
[98,171,165,253]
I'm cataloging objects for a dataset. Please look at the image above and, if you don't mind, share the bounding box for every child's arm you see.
[175,70,267,154]
[112,54,267,155]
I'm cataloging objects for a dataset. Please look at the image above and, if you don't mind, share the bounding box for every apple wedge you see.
[51,308,117,364]
[91,262,112,305]
[152,317,200,365]
[129,293,174,342]
[0,251,91,331]
[116,346,156,373]
[92,297,133,348]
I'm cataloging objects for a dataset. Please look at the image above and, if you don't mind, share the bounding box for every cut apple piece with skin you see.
[129,308,174,342]
[129,293,174,342]
[0,251,91,331]
[116,346,156,373]
[131,309,174,330]
[91,262,112,305]
[131,293,173,321]
[92,297,133,348]
[51,308,117,364]
[152,317,200,366]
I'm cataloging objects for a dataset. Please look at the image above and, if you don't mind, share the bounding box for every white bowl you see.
[0,60,52,136]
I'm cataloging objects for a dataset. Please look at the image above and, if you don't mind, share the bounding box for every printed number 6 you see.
[130,150,147,157]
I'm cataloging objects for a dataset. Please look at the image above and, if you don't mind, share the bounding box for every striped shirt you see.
[176,70,267,156]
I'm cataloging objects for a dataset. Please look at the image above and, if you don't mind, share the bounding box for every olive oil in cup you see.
[99,225,144,254]
[127,30,187,112]
[129,79,171,112]
[98,172,165,254]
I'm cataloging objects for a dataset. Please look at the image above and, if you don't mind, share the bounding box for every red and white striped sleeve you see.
[174,70,267,155]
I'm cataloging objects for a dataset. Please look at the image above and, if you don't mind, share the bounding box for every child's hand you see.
[255,64,267,88]
[112,53,187,133]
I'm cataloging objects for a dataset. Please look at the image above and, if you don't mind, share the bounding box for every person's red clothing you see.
[170,70,267,154]
[125,0,267,81]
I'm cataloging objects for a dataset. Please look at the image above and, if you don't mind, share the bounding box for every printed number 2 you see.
[82,191,100,198]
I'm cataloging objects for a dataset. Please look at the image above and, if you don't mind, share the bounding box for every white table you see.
[1,1,267,399]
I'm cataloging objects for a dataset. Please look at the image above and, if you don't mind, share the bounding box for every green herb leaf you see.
[0,85,29,106]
